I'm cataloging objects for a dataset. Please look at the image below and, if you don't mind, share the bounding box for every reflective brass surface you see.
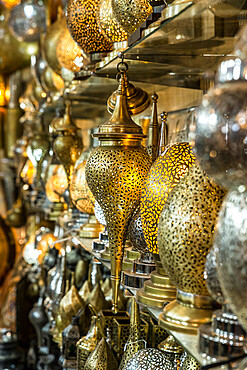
[59,285,85,332]
[84,337,118,370]
[158,164,226,296]
[157,335,184,369]
[6,193,26,228]
[107,69,150,116]
[85,67,151,313]
[86,283,109,313]
[79,215,104,238]
[111,0,152,35]
[67,0,113,54]
[97,0,129,43]
[140,143,195,255]
[4,108,23,159]
[79,280,93,302]
[147,93,159,162]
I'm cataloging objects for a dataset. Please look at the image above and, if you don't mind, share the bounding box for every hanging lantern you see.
[56,27,90,73]
[0,4,38,75]
[96,0,129,43]
[140,142,195,255]
[158,164,226,333]
[157,335,184,368]
[124,348,168,370]
[111,0,152,35]
[66,0,113,54]
[8,0,46,42]
[85,62,152,313]
[61,315,81,369]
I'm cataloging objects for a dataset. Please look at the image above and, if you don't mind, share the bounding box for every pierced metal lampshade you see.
[56,27,90,73]
[158,164,226,333]
[8,0,46,42]
[111,0,153,35]
[140,142,195,255]
[124,348,168,369]
[96,0,129,43]
[66,0,113,54]
[0,4,38,75]
[85,64,152,312]
[84,337,118,370]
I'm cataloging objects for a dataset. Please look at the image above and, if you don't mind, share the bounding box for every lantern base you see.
[159,290,214,334]
[122,254,156,290]
[92,228,109,251]
[78,215,104,238]
[101,245,111,261]
[136,267,176,309]
[198,306,246,359]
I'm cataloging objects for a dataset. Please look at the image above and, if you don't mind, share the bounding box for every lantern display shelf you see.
[71,236,217,366]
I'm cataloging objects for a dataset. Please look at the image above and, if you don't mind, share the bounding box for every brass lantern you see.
[158,164,226,333]
[53,101,83,206]
[96,0,129,44]
[70,130,104,238]
[111,0,152,35]
[56,27,90,73]
[85,62,152,313]
[66,0,113,54]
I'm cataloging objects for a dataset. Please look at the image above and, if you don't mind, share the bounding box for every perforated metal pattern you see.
[84,338,118,370]
[66,0,113,54]
[215,189,247,332]
[124,348,168,369]
[140,142,195,255]
[56,28,89,73]
[158,164,226,295]
[97,0,129,42]
[85,146,151,263]
[180,352,200,369]
[128,205,148,254]
[111,0,152,35]
[71,150,95,215]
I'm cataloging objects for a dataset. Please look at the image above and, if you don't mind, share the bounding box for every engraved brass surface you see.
[111,0,152,35]
[85,68,151,312]
[84,337,118,370]
[66,0,113,54]
[140,142,195,255]
[97,0,129,43]
[158,164,226,295]
[59,285,85,332]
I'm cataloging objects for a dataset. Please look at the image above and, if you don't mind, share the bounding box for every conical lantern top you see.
[54,100,79,132]
[94,63,145,140]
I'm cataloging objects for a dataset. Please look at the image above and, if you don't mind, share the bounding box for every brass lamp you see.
[158,164,226,333]
[111,0,153,35]
[96,0,129,45]
[53,101,83,208]
[85,62,152,313]
[71,130,104,238]
[66,0,113,55]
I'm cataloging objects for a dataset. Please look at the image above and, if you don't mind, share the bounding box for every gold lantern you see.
[66,0,113,55]
[84,337,118,370]
[85,63,152,313]
[56,27,90,73]
[70,132,104,238]
[158,164,226,333]
[96,0,129,44]
[111,0,152,35]
[53,101,83,207]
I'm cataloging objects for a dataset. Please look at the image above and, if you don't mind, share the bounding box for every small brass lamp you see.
[158,164,226,333]
[61,315,81,369]
[53,101,83,209]
[71,130,104,238]
[66,0,113,55]
[85,62,151,313]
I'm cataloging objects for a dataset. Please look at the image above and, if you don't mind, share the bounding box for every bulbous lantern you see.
[85,62,152,313]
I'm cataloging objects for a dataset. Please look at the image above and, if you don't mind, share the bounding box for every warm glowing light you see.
[1,0,21,9]
[0,76,6,107]
[45,164,68,202]
[36,233,60,264]
[21,159,36,186]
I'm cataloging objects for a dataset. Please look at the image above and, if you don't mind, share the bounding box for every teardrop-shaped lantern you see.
[85,62,152,313]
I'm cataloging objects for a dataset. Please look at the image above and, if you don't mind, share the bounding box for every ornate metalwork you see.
[56,27,89,73]
[215,189,247,333]
[140,142,195,255]
[61,315,80,368]
[158,163,226,296]
[84,337,118,370]
[111,0,152,35]
[180,352,200,369]
[124,348,168,369]
[127,205,148,254]
[157,335,184,369]
[66,0,113,54]
[85,64,151,312]
[204,246,225,305]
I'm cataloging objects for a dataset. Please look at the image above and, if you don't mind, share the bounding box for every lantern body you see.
[111,0,152,35]
[158,164,226,296]
[96,0,129,43]
[66,0,113,54]
[140,142,195,255]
